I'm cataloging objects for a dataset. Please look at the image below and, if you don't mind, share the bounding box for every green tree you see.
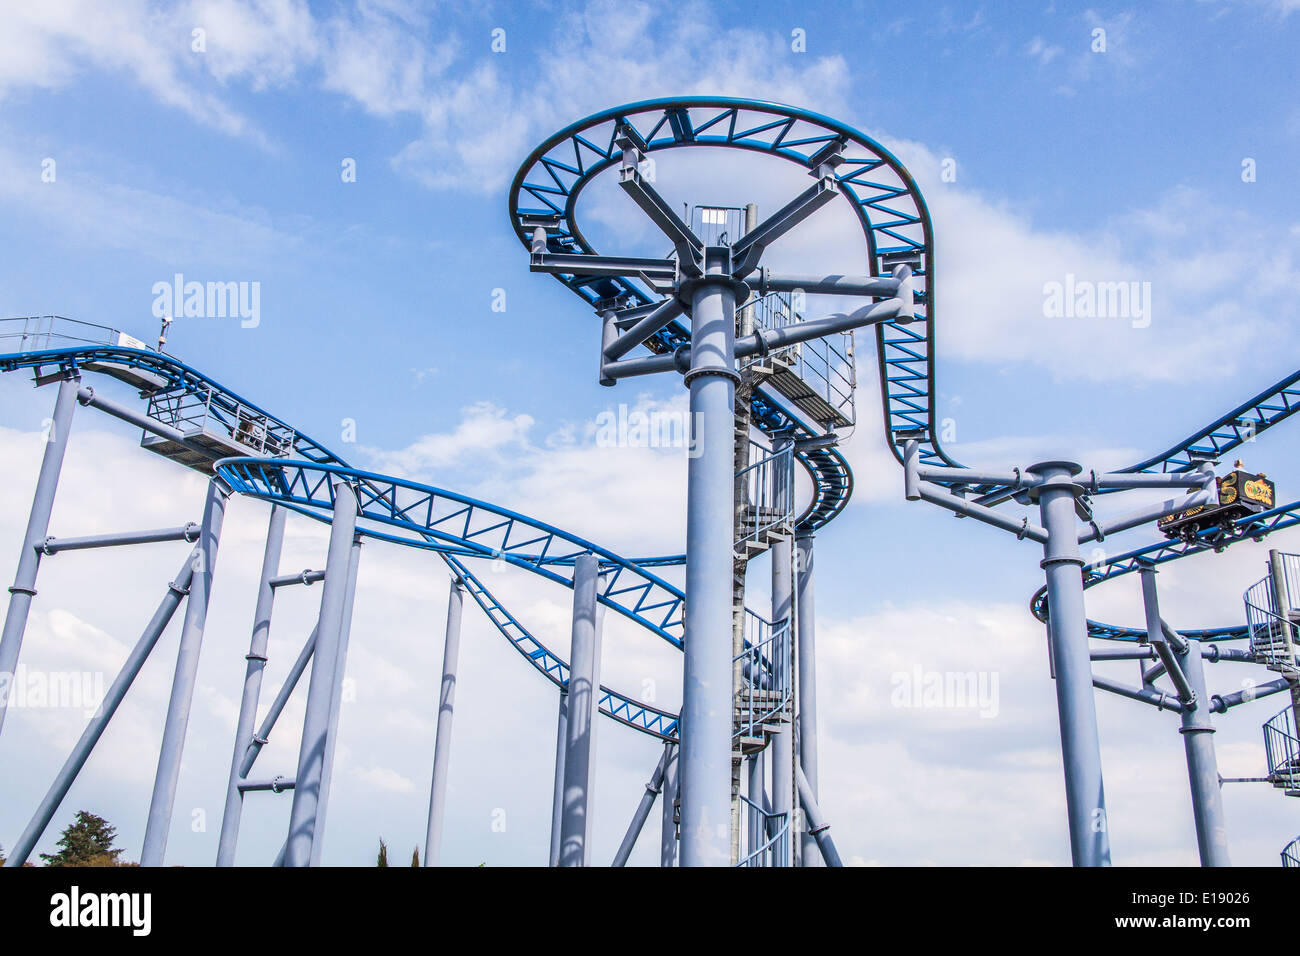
[410,846,420,867]
[376,838,389,867]
[40,811,123,867]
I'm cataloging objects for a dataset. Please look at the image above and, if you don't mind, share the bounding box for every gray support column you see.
[661,743,679,866]
[558,552,601,866]
[284,477,359,867]
[1177,638,1230,866]
[1032,462,1111,867]
[424,573,465,867]
[5,554,195,867]
[612,745,671,866]
[548,690,568,867]
[217,505,286,866]
[0,373,79,739]
[1142,565,1231,866]
[141,478,228,866]
[795,530,821,866]
[746,754,763,865]
[772,507,795,868]
[680,247,740,867]
[309,532,362,866]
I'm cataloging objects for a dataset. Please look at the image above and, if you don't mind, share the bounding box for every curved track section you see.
[1030,499,1300,642]
[509,97,1300,663]
[0,345,341,465]
[508,97,897,531]
[0,342,682,741]
[215,458,686,647]
[443,554,679,741]
[511,98,1300,509]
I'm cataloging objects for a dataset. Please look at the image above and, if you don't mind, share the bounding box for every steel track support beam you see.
[1177,637,1230,866]
[795,531,821,866]
[730,176,838,278]
[310,531,363,866]
[239,626,316,777]
[1032,462,1111,866]
[0,372,79,740]
[660,743,679,867]
[680,247,741,867]
[284,477,359,867]
[612,744,671,866]
[217,505,286,866]
[558,553,602,866]
[617,164,703,274]
[424,573,465,867]
[796,764,842,867]
[141,477,229,866]
[4,554,195,867]
[548,689,568,867]
[1141,567,1231,866]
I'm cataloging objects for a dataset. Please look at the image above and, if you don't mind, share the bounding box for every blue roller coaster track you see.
[2,97,1297,867]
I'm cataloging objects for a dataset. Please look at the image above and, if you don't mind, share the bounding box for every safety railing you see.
[689,204,746,247]
[734,610,791,739]
[1283,836,1300,867]
[740,291,857,428]
[146,386,296,457]
[735,438,794,552]
[736,793,790,868]
[0,315,154,354]
[1263,707,1300,790]
[1244,561,1299,673]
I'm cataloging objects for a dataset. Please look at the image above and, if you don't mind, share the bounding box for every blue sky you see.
[1,0,1299,867]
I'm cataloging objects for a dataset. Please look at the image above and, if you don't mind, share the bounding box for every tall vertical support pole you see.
[1139,566,1230,866]
[284,477,359,867]
[424,573,465,867]
[0,372,79,739]
[548,690,568,866]
[771,477,795,869]
[795,530,821,866]
[745,754,763,865]
[1031,461,1111,867]
[558,553,601,866]
[141,477,229,866]
[309,531,363,866]
[661,743,679,866]
[1176,641,1230,866]
[217,505,286,866]
[680,247,741,867]
[1266,550,1300,731]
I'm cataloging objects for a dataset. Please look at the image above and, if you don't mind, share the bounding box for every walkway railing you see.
[741,291,856,428]
[1263,707,1300,790]
[736,793,789,868]
[0,315,153,353]
[1244,565,1299,674]
[146,386,296,458]
[734,610,791,738]
[735,439,794,553]
[1283,836,1300,867]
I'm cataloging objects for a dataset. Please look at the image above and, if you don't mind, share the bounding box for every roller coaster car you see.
[1158,467,1275,543]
